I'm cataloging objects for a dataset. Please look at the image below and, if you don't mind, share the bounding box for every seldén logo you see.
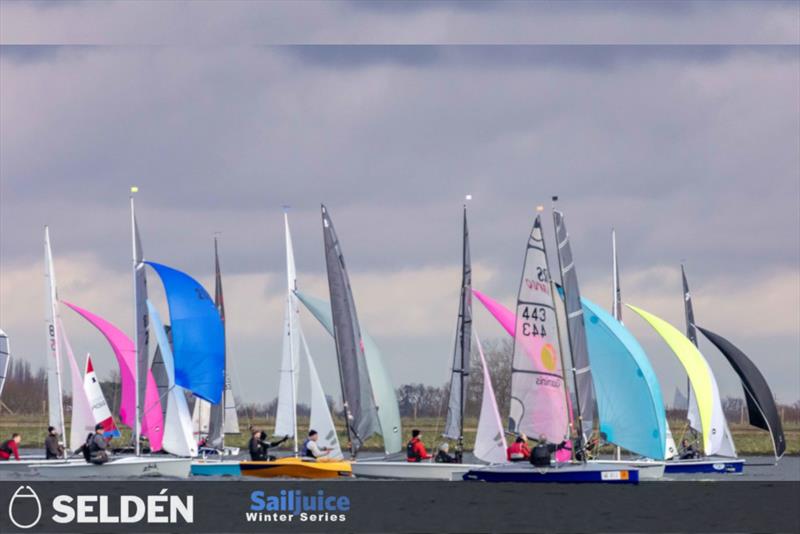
[248,489,350,524]
[6,485,193,528]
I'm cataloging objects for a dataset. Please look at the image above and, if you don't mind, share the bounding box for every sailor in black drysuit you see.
[249,430,289,461]
[84,424,110,465]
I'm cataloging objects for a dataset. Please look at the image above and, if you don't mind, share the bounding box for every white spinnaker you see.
[44,227,67,441]
[192,400,210,440]
[59,320,95,453]
[473,329,508,464]
[300,327,343,460]
[275,213,300,443]
[148,301,196,457]
[0,330,9,398]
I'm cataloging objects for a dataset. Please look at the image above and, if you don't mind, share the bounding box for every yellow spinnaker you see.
[627,304,714,452]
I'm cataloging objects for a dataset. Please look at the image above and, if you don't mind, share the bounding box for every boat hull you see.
[351,460,482,480]
[240,457,352,479]
[463,463,639,484]
[191,460,242,477]
[29,457,192,479]
[664,458,745,474]
[0,458,83,475]
[589,459,665,480]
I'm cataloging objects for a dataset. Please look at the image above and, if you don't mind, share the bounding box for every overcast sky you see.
[1,1,798,412]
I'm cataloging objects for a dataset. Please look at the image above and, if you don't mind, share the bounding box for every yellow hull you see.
[240,457,352,479]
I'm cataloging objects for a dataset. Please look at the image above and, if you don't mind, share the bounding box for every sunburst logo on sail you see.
[540,343,557,372]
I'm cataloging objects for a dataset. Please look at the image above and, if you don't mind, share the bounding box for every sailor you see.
[249,430,289,461]
[507,434,531,462]
[405,429,431,462]
[530,434,556,467]
[679,438,698,460]
[0,433,21,461]
[85,424,110,465]
[44,426,64,459]
[301,430,331,459]
[434,443,456,463]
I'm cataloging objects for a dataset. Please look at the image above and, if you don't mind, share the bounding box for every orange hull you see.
[240,457,352,479]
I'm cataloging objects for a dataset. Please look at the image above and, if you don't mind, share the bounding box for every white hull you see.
[30,456,191,479]
[589,459,665,480]
[351,460,482,480]
[0,458,83,475]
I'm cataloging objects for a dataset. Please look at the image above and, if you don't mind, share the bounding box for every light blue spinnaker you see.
[294,290,402,455]
[146,261,225,404]
[582,297,667,460]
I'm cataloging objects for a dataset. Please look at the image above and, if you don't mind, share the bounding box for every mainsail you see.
[62,300,164,451]
[552,209,595,442]
[472,329,508,464]
[148,300,197,457]
[59,320,96,453]
[83,354,120,438]
[681,265,702,435]
[275,214,301,445]
[508,215,570,443]
[0,330,9,398]
[145,262,225,404]
[131,205,149,451]
[295,290,402,454]
[444,205,472,442]
[627,305,732,456]
[44,227,67,442]
[698,326,785,459]
[321,205,379,454]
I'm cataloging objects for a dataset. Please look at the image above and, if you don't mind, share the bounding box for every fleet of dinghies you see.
[0,192,786,482]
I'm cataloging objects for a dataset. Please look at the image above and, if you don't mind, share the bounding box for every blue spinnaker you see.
[146,261,224,404]
[582,298,666,460]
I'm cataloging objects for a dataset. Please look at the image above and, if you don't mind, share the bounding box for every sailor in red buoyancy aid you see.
[406,429,431,462]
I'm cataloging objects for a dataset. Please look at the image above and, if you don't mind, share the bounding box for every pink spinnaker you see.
[62,301,164,451]
[472,289,573,462]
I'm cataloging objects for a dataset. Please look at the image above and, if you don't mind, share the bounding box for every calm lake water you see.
[5,450,799,481]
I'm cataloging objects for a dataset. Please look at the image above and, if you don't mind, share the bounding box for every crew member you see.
[507,435,531,462]
[85,424,110,465]
[45,426,64,459]
[679,438,698,460]
[406,429,431,462]
[301,430,331,459]
[0,433,21,461]
[531,434,557,467]
[434,443,456,463]
[249,429,289,461]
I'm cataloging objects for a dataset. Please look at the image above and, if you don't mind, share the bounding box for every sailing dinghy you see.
[462,211,638,483]
[346,203,504,480]
[238,210,351,479]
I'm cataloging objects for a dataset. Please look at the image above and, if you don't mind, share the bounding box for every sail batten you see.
[320,205,379,454]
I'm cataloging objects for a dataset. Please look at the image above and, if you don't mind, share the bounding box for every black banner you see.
[1,481,798,533]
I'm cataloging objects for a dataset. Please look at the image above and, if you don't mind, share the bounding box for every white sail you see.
[59,320,95,453]
[44,227,67,441]
[83,354,119,438]
[275,212,300,444]
[473,329,508,464]
[300,327,343,460]
[223,383,240,434]
[664,423,677,459]
[192,399,210,440]
[0,330,9,398]
[148,301,196,457]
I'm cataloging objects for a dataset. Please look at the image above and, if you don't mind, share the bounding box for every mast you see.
[681,264,695,423]
[458,200,470,462]
[611,228,622,460]
[550,196,587,459]
[212,235,227,450]
[130,189,141,456]
[44,226,67,458]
